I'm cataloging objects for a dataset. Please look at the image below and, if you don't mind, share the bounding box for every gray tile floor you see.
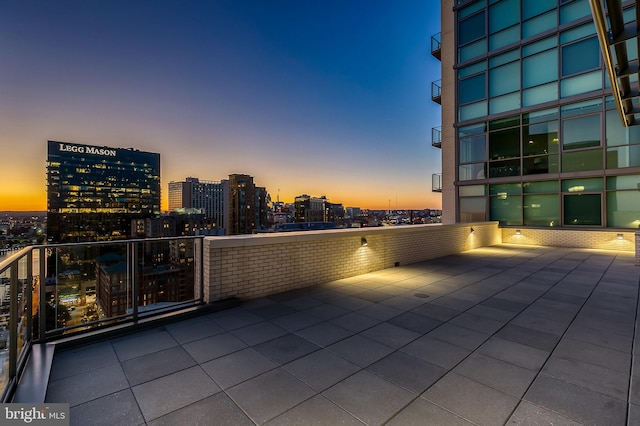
[45,244,640,425]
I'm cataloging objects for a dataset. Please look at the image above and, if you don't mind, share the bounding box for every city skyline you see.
[1,1,442,211]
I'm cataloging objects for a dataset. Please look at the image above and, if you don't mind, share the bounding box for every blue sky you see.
[0,0,442,210]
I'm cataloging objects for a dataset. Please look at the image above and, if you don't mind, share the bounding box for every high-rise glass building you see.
[436,0,640,230]
[47,141,161,242]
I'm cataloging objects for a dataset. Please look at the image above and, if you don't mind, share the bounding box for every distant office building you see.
[47,141,160,242]
[227,174,268,234]
[132,213,220,238]
[345,207,362,219]
[295,195,342,223]
[168,177,227,232]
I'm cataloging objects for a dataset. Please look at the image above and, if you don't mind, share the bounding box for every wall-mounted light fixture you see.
[515,230,521,235]
[470,227,475,234]
[361,237,368,247]
[617,233,624,240]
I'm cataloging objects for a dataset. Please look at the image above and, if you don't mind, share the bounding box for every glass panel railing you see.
[42,237,203,336]
[431,32,441,59]
[0,264,10,398]
[432,173,443,192]
[0,236,204,401]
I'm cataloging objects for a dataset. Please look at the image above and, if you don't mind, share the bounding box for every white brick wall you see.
[203,223,500,302]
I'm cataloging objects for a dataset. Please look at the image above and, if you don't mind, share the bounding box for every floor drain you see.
[414,293,430,299]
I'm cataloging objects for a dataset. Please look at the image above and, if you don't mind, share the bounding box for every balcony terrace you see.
[2,225,640,424]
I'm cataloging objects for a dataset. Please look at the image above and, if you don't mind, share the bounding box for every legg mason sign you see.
[58,143,117,157]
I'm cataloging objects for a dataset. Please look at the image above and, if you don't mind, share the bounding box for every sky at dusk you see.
[0,0,442,211]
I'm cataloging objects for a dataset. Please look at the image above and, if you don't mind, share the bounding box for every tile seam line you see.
[503,251,622,425]
[379,248,584,425]
[625,261,640,426]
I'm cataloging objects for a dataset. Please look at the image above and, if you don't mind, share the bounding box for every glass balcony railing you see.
[432,126,442,148]
[0,236,204,401]
[432,173,443,192]
[431,32,441,60]
[431,80,442,104]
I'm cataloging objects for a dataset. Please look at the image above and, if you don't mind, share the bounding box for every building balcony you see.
[2,226,639,424]
[432,126,442,148]
[430,32,441,60]
[432,173,442,192]
[431,80,441,104]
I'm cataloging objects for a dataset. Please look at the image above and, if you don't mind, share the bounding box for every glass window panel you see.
[489,92,521,114]
[562,38,600,77]
[489,127,520,159]
[606,109,640,146]
[490,25,520,51]
[524,121,559,156]
[561,149,603,172]
[459,73,486,104]
[523,10,558,39]
[524,108,559,124]
[489,61,520,96]
[607,191,640,228]
[459,123,487,137]
[524,194,560,226]
[459,1,486,19]
[607,146,640,168]
[460,135,486,163]
[607,175,640,190]
[562,177,603,192]
[560,0,591,25]
[459,185,486,196]
[522,36,557,57]
[561,98,603,117]
[523,49,557,88]
[459,163,486,180]
[489,183,521,195]
[459,39,488,62]
[459,12,486,45]
[489,0,519,33]
[523,0,556,20]
[489,159,521,177]
[523,180,559,193]
[523,155,558,174]
[523,82,558,107]
[624,6,637,23]
[564,61,601,97]
[562,115,600,149]
[627,38,638,62]
[459,100,488,121]
[459,197,487,222]
[490,195,522,225]
[459,61,487,78]
[560,22,596,44]
[489,49,519,67]
[489,115,520,130]
[564,193,601,226]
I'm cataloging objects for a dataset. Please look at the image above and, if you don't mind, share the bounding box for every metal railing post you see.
[38,248,47,341]
[131,241,139,324]
[8,261,18,379]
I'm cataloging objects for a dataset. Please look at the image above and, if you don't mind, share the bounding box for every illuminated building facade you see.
[168,177,227,232]
[47,140,160,242]
[227,174,268,234]
[436,0,640,229]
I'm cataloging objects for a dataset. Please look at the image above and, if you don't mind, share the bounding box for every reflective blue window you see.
[562,37,600,76]
[459,12,486,45]
[459,73,486,104]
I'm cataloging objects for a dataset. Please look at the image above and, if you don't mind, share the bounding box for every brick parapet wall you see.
[502,228,636,252]
[203,222,500,302]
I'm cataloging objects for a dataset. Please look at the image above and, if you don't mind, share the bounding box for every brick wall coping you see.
[204,222,495,248]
